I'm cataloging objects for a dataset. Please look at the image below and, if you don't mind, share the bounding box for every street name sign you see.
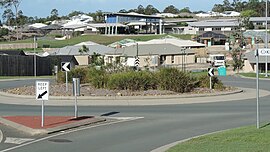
[36,81,49,101]
[258,48,270,56]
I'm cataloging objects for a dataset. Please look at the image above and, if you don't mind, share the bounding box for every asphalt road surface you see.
[0,76,270,152]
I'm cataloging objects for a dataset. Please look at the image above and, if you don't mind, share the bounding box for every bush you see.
[69,67,89,83]
[88,67,108,88]
[107,71,158,91]
[196,75,224,90]
[156,68,194,93]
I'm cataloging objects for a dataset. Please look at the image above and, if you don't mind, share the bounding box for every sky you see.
[18,0,224,18]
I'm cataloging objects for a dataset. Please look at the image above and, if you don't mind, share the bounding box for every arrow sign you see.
[36,81,49,101]
[38,91,47,99]
[208,68,214,77]
[61,62,70,71]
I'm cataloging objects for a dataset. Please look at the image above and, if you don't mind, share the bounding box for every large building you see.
[104,12,164,35]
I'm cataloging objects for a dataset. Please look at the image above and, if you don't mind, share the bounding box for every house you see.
[249,17,270,29]
[187,19,240,36]
[195,31,228,46]
[50,42,114,66]
[243,50,270,73]
[104,43,196,68]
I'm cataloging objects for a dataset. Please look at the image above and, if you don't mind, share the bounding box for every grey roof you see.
[62,24,87,29]
[244,51,270,63]
[249,17,270,22]
[50,45,114,56]
[106,44,195,56]
[187,21,239,27]
[243,31,270,43]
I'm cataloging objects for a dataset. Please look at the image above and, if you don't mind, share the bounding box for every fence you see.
[0,43,37,50]
[0,55,52,76]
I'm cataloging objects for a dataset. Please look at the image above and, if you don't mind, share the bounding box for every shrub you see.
[107,71,158,91]
[196,75,224,90]
[88,67,108,88]
[69,67,89,84]
[156,68,194,93]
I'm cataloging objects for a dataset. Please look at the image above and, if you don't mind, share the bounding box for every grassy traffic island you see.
[167,124,270,152]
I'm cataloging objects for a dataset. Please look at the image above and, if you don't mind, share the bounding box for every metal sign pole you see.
[74,80,78,118]
[41,100,44,127]
[256,49,260,129]
[210,76,212,90]
[66,71,68,92]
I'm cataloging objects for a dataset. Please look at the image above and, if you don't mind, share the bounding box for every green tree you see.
[231,47,244,73]
[136,5,145,14]
[78,45,89,55]
[50,8,59,21]
[240,9,259,29]
[179,7,191,13]
[0,0,22,40]
[2,8,14,25]
[144,5,159,15]
[68,11,83,18]
[91,52,104,66]
[163,5,179,14]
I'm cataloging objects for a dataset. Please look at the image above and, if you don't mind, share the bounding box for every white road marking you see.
[0,116,144,152]
[4,137,34,145]
[105,117,144,120]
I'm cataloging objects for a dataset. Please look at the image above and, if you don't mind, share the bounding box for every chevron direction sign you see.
[134,57,140,67]
[61,62,70,71]
[208,68,214,77]
[36,81,49,101]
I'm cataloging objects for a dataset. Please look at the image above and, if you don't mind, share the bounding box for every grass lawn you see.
[0,34,193,48]
[239,73,270,79]
[167,124,270,152]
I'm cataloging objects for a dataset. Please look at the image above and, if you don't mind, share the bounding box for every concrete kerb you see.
[0,117,106,136]
[0,128,3,143]
[0,89,244,101]
[150,128,233,152]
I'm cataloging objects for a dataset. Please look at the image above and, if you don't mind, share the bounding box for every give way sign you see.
[36,81,49,100]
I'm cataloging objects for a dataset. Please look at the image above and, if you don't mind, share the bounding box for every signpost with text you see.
[36,81,49,127]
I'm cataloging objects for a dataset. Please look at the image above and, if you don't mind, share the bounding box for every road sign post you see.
[73,78,80,118]
[256,47,260,129]
[208,68,214,90]
[36,81,49,127]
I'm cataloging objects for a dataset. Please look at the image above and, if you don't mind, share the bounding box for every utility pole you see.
[266,0,269,77]
[34,36,37,77]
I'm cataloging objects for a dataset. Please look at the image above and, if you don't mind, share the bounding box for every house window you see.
[199,28,205,31]
[257,22,263,25]
[160,55,166,64]
[171,55,175,64]
[213,27,221,31]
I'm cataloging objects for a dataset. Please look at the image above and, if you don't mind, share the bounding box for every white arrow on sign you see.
[208,68,214,77]
[62,62,70,71]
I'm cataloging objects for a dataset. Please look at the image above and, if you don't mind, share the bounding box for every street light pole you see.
[34,36,37,77]
[265,0,268,77]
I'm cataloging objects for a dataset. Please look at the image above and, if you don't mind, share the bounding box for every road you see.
[0,76,270,152]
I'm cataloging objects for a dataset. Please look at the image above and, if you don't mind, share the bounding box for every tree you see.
[2,8,14,25]
[231,47,244,73]
[68,11,83,18]
[78,45,89,55]
[50,8,59,21]
[240,9,259,29]
[136,5,145,14]
[118,9,128,13]
[144,5,159,15]
[179,7,191,13]
[0,0,22,40]
[163,5,179,14]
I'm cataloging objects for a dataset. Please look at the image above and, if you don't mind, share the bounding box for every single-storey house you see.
[104,43,195,68]
[243,50,270,73]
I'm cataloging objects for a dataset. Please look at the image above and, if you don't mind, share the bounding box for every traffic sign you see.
[208,68,214,77]
[36,81,49,101]
[134,57,140,67]
[258,48,270,56]
[61,62,70,71]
